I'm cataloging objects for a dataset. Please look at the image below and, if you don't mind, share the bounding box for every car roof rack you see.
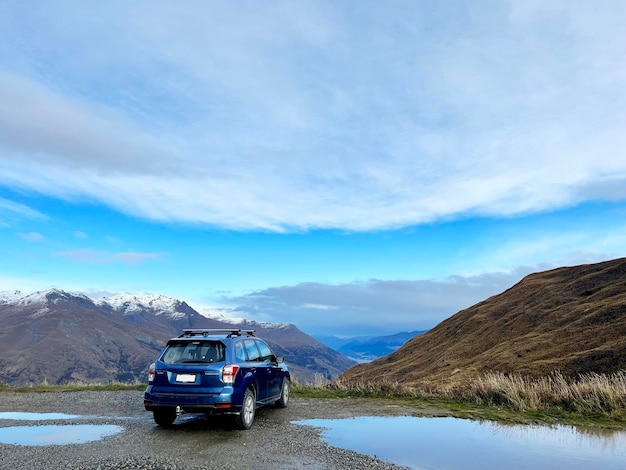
[179,328,256,338]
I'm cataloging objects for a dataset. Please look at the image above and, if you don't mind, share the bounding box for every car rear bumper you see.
[144,386,239,413]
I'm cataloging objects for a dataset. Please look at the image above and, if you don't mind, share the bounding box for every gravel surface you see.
[0,391,424,469]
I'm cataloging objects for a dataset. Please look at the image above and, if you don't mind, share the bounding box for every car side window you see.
[243,339,260,361]
[256,340,274,362]
[234,341,246,362]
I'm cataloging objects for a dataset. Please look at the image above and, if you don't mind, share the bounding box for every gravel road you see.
[0,391,423,469]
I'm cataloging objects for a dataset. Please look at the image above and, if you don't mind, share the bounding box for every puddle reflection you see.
[0,413,124,446]
[0,424,124,446]
[295,416,626,469]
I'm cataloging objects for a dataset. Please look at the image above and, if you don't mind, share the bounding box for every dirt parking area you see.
[0,390,429,469]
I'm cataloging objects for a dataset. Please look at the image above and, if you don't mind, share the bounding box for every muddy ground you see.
[0,390,442,469]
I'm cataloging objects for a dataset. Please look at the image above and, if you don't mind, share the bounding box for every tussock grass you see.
[462,371,626,417]
[295,371,626,420]
[0,380,146,393]
[5,372,626,423]
[292,379,424,399]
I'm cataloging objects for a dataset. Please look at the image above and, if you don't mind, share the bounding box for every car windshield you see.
[160,340,225,364]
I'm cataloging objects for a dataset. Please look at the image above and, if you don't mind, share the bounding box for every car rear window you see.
[160,340,225,364]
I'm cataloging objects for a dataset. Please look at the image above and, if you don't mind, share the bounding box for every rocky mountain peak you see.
[0,288,357,385]
[95,293,187,318]
[0,288,92,308]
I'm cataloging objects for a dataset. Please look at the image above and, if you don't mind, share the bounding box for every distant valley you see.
[316,330,427,362]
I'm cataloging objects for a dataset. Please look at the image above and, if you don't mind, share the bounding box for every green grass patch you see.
[0,381,146,393]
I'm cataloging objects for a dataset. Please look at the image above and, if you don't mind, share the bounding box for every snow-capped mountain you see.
[227,318,293,330]
[95,293,191,319]
[0,288,91,306]
[0,289,95,320]
[0,288,356,386]
[0,290,27,304]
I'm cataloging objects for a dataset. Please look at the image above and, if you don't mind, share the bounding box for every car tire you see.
[275,378,290,408]
[234,388,256,430]
[153,408,176,427]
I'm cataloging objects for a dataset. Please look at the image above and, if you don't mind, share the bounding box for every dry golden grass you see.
[461,371,626,416]
[0,380,146,393]
[313,370,626,418]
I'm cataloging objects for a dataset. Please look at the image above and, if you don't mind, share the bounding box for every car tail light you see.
[222,364,240,384]
[148,363,156,383]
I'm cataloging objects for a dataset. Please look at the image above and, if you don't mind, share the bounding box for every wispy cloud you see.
[0,197,47,222]
[18,232,44,242]
[54,249,163,265]
[113,251,162,264]
[54,249,108,264]
[0,2,624,231]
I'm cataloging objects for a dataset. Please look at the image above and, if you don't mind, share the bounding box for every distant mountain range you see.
[11,258,620,390]
[340,258,626,387]
[316,330,427,362]
[0,289,356,386]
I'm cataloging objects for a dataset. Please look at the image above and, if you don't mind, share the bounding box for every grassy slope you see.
[341,258,626,387]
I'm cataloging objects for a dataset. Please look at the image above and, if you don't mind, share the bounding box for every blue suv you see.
[144,329,290,429]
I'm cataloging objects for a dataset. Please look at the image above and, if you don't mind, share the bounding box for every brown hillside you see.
[0,290,355,385]
[0,291,167,384]
[340,258,626,387]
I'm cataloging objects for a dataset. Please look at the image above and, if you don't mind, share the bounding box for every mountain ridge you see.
[0,289,356,386]
[340,257,626,387]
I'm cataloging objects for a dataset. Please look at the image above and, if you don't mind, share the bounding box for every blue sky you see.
[1,1,626,336]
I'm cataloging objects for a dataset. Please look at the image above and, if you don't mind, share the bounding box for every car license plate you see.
[175,374,196,383]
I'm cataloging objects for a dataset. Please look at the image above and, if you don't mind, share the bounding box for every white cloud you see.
[0,71,185,177]
[0,2,625,231]
[300,303,339,311]
[217,267,539,335]
[53,249,164,265]
[113,251,163,264]
[0,197,47,222]
[18,231,44,242]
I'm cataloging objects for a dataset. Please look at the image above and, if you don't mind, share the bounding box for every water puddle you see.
[0,412,81,421]
[0,411,124,446]
[0,424,124,446]
[295,416,626,469]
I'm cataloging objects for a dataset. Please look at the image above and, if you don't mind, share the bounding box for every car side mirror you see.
[275,356,284,363]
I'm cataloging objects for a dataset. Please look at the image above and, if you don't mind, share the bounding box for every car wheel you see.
[153,408,176,427]
[275,378,290,408]
[234,388,256,430]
